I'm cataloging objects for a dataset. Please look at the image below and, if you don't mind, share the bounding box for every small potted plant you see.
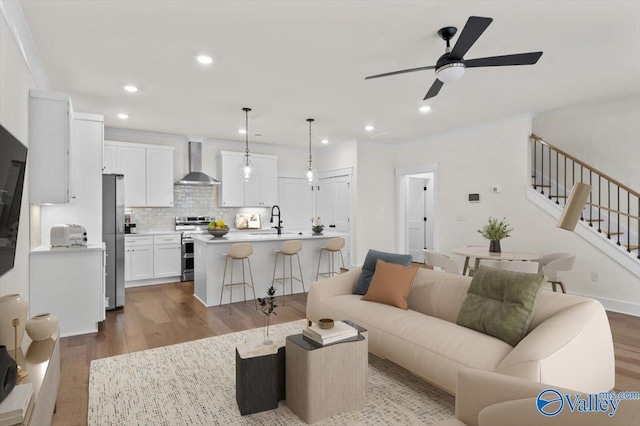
[311,217,324,235]
[258,285,277,345]
[478,217,513,253]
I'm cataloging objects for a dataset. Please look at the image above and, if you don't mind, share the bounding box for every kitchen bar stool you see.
[272,240,306,305]
[316,237,346,280]
[220,243,257,315]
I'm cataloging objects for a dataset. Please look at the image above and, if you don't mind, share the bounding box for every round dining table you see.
[451,246,544,276]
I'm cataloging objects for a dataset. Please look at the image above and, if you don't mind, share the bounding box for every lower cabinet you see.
[125,234,181,284]
[30,245,105,337]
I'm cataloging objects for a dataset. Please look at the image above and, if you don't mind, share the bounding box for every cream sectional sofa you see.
[306,267,615,395]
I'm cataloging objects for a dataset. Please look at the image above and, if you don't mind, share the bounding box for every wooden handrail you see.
[585,203,640,221]
[531,134,640,198]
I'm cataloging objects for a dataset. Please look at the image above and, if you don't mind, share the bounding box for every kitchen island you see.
[193,231,345,307]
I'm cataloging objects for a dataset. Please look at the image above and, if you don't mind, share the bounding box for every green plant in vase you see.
[311,216,324,234]
[258,285,277,344]
[477,217,513,253]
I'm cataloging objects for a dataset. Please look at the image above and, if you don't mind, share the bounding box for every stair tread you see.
[532,184,551,187]
[606,232,624,236]
[549,195,568,198]
[585,219,603,222]
[625,245,639,250]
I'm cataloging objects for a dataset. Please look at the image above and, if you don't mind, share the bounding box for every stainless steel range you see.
[176,216,214,281]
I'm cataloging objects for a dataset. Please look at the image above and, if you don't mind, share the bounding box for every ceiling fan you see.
[365,16,543,100]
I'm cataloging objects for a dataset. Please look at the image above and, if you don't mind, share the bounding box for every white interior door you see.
[407,177,426,262]
[278,177,314,230]
[317,175,352,265]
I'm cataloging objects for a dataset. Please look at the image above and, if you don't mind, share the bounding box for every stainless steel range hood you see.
[175,141,220,186]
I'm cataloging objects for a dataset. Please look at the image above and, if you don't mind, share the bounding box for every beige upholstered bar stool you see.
[316,237,346,280]
[219,243,257,314]
[272,240,306,305]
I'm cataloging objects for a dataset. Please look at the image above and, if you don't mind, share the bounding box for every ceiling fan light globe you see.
[435,63,465,83]
[239,160,255,182]
[303,167,319,185]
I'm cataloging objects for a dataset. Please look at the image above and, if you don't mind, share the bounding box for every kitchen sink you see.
[249,231,298,235]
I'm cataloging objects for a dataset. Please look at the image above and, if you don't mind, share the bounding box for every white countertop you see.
[194,230,345,244]
[31,242,105,254]
[126,231,181,236]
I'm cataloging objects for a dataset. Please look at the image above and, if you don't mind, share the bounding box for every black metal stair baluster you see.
[541,145,545,195]
[556,151,560,204]
[564,156,567,203]
[598,176,601,233]
[533,139,537,189]
[607,181,611,239]
[580,165,584,221]
[589,170,593,226]
[548,145,552,200]
[617,186,621,245]
[627,192,631,252]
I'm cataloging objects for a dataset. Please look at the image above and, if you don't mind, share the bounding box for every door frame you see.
[395,164,439,258]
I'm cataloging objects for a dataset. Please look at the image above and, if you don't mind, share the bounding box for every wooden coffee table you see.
[285,321,367,424]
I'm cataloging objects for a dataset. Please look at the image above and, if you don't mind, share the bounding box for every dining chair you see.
[537,252,576,293]
[422,249,459,274]
[481,259,540,274]
[464,244,485,276]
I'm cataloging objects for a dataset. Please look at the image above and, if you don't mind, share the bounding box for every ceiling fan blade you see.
[365,65,436,80]
[448,16,493,61]
[464,52,543,68]
[423,79,444,100]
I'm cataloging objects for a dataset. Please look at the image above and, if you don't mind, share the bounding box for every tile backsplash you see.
[129,186,270,232]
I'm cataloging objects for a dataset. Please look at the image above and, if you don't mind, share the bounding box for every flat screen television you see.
[0,123,28,278]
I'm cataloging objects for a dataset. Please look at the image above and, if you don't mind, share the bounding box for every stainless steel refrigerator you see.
[102,174,125,309]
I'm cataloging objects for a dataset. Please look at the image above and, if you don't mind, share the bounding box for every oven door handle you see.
[183,253,194,259]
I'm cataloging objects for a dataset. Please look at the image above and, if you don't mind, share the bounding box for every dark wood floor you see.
[52,282,640,426]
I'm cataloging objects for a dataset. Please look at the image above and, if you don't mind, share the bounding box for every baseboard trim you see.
[567,290,640,317]
[125,276,181,288]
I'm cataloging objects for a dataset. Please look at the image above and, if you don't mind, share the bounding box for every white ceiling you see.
[20,1,640,147]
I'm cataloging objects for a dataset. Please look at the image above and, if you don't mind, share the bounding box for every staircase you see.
[529,134,639,272]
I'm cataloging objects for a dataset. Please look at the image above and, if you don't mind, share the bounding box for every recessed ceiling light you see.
[238,129,247,134]
[321,139,329,144]
[419,105,431,113]
[196,55,213,65]
[117,113,129,119]
[364,125,374,132]
[124,85,138,93]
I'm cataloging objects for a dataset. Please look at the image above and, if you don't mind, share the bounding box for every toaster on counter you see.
[50,224,88,247]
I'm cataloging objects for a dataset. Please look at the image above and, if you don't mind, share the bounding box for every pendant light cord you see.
[307,118,314,168]
[243,107,251,163]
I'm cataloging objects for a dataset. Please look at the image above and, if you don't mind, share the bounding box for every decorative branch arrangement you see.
[478,217,513,241]
[258,285,278,344]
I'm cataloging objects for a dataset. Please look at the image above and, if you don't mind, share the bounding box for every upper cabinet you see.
[219,151,278,207]
[104,141,174,207]
[29,89,74,204]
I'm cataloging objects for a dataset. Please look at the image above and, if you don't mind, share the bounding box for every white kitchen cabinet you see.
[219,151,278,207]
[129,244,154,280]
[39,112,104,246]
[146,148,174,207]
[103,143,117,173]
[105,141,174,207]
[219,153,245,207]
[30,244,105,337]
[124,247,132,281]
[29,89,74,204]
[117,146,147,207]
[245,157,278,206]
[153,235,181,277]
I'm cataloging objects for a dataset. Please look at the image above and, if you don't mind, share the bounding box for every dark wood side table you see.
[235,336,286,416]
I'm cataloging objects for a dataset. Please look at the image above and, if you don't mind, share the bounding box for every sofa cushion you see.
[362,259,417,309]
[353,249,413,295]
[457,266,545,346]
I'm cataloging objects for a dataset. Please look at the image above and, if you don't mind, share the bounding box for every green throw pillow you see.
[456,265,545,346]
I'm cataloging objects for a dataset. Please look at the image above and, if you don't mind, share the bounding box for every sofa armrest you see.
[306,267,361,322]
[495,300,614,393]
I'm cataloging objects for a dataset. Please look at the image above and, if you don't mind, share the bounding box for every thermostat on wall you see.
[468,193,480,203]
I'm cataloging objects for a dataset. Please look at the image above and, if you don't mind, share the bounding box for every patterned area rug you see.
[88,320,454,425]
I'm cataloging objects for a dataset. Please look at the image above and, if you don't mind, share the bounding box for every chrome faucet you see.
[270,205,282,235]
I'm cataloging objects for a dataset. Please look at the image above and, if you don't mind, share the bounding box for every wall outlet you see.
[492,185,501,193]
[456,214,467,222]
[591,272,600,282]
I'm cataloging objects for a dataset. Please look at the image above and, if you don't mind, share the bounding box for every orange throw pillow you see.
[362,259,417,309]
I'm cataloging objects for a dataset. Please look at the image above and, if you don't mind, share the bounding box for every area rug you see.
[88,320,454,425]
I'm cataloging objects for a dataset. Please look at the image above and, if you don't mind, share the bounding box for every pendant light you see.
[238,107,255,182]
[303,118,319,185]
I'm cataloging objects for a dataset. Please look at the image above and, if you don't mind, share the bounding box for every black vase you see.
[0,345,18,403]
[489,240,501,253]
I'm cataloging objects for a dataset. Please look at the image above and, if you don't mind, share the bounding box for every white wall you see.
[533,95,640,190]
[0,13,37,297]
[376,116,639,313]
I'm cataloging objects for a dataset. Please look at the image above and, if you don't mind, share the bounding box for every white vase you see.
[0,294,28,351]
[25,313,58,342]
